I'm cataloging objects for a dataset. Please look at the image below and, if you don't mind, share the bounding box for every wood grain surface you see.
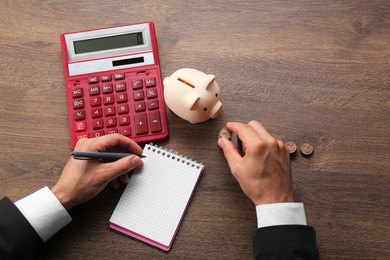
[0,1,389,259]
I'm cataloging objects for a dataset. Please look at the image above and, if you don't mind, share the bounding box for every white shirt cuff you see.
[255,202,307,228]
[14,187,72,241]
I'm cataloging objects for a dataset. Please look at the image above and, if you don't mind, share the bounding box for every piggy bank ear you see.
[200,74,215,90]
[184,92,201,110]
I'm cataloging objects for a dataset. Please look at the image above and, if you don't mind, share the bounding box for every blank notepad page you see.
[109,143,204,251]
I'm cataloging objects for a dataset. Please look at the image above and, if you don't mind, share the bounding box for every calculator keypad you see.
[67,69,167,148]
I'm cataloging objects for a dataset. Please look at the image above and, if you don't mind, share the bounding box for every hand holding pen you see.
[51,134,144,210]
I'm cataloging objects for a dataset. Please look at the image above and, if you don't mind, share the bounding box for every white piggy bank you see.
[163,68,223,124]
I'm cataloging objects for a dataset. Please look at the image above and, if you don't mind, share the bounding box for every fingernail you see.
[132,156,142,168]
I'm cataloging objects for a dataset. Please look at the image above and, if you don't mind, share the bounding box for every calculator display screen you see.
[73,32,144,54]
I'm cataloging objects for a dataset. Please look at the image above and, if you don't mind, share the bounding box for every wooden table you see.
[1,1,389,259]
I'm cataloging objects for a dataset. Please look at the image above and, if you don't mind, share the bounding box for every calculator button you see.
[89,86,100,95]
[118,104,129,114]
[145,78,156,87]
[91,108,102,118]
[104,106,116,116]
[106,129,119,135]
[120,127,132,136]
[103,95,115,105]
[134,113,148,134]
[76,133,89,140]
[119,115,130,126]
[73,99,84,109]
[132,79,143,89]
[135,101,146,112]
[101,75,112,82]
[90,96,101,107]
[91,130,104,138]
[92,119,104,129]
[146,88,157,99]
[74,110,85,120]
[75,121,87,132]
[88,77,99,84]
[114,73,125,80]
[69,68,167,147]
[106,117,117,128]
[149,111,162,132]
[102,84,113,94]
[72,88,83,98]
[133,90,144,100]
[115,82,126,92]
[147,100,159,110]
[116,93,128,103]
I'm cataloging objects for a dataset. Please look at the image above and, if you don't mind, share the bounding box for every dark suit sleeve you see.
[0,197,46,259]
[252,225,319,260]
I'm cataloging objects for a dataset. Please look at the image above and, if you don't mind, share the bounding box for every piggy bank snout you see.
[210,101,222,118]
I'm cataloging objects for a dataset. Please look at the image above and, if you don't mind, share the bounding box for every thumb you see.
[218,138,242,170]
[103,156,144,182]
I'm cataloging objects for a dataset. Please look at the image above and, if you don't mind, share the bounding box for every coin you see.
[285,141,297,154]
[300,143,314,156]
[219,127,232,140]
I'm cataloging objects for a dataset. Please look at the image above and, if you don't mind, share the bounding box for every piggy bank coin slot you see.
[177,77,195,88]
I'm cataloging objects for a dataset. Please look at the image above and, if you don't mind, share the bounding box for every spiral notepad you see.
[109,143,204,251]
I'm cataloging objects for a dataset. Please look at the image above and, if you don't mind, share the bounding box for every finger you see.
[247,121,286,154]
[218,138,243,176]
[101,156,144,183]
[247,120,274,142]
[119,172,130,185]
[248,121,287,153]
[227,122,270,156]
[277,139,286,151]
[111,179,120,189]
[226,122,260,149]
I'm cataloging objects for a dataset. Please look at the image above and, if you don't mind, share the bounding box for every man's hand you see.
[218,120,294,206]
[51,134,144,210]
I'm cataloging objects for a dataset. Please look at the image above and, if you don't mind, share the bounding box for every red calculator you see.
[60,22,168,148]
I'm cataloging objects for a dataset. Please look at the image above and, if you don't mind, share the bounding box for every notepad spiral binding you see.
[147,143,203,169]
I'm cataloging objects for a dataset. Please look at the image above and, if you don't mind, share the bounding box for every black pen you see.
[71,151,146,161]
